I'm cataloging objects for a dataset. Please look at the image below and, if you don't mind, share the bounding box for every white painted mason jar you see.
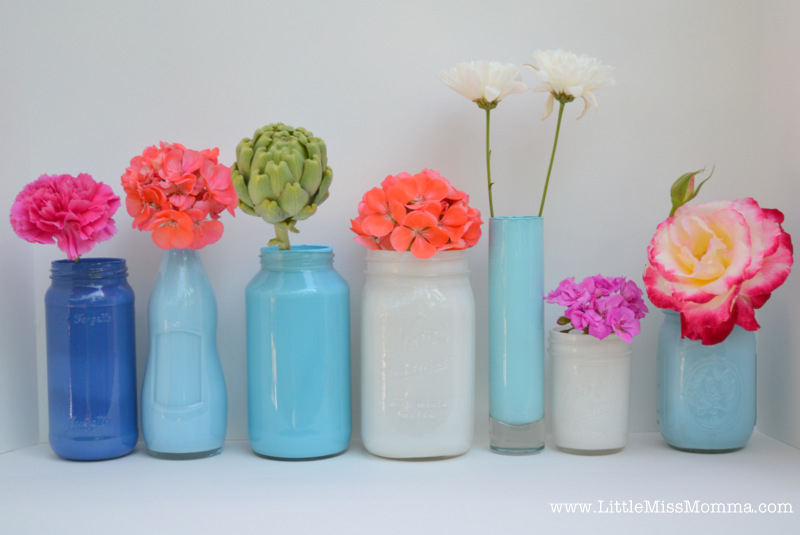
[549,328,633,455]
[361,250,475,459]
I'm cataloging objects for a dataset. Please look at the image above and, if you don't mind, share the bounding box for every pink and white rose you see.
[644,198,793,345]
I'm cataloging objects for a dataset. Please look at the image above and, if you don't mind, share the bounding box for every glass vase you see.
[549,328,632,455]
[141,249,228,459]
[488,216,545,454]
[45,258,138,461]
[361,250,475,459]
[246,245,351,460]
[658,310,756,452]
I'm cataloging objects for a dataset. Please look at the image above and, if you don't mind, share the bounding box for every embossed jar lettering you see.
[361,250,475,459]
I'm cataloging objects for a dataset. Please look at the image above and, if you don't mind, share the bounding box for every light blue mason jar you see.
[657,310,756,452]
[141,249,228,459]
[246,245,351,459]
[488,216,545,455]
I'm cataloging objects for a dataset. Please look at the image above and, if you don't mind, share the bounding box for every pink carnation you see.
[351,169,482,259]
[545,275,648,343]
[121,142,237,250]
[644,198,793,345]
[10,173,120,261]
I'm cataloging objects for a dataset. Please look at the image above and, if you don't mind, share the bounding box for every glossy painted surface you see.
[45,258,138,461]
[141,249,227,458]
[488,217,545,425]
[246,246,351,459]
[550,329,632,453]
[361,250,475,459]
[658,310,756,451]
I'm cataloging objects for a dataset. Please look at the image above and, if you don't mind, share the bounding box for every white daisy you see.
[528,49,616,119]
[438,60,528,109]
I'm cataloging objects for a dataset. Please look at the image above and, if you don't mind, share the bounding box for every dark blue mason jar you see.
[45,258,138,460]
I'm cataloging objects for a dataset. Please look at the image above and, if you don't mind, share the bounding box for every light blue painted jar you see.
[246,245,351,459]
[657,310,756,452]
[488,216,545,454]
[141,249,228,459]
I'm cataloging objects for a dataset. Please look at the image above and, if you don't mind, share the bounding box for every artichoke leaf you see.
[305,141,321,162]
[266,160,294,198]
[251,148,269,178]
[235,141,254,181]
[294,203,317,221]
[284,152,303,181]
[238,199,257,216]
[313,167,333,205]
[287,137,307,159]
[255,199,288,224]
[299,158,323,196]
[317,140,327,169]
[248,172,274,206]
[253,132,273,151]
[277,182,310,217]
[231,167,254,206]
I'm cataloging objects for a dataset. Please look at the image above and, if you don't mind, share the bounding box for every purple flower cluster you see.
[545,275,649,343]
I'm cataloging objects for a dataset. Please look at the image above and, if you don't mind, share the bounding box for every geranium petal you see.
[390,226,414,252]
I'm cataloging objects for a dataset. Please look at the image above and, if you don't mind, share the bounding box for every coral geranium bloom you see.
[122,141,236,249]
[438,202,469,242]
[395,171,451,209]
[360,187,408,237]
[191,220,224,250]
[147,210,194,249]
[391,210,450,259]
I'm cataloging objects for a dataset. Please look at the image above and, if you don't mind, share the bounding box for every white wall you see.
[1,0,796,447]
[754,0,800,449]
[0,3,39,453]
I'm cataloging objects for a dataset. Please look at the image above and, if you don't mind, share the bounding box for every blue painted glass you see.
[45,258,138,461]
[658,310,756,452]
[488,217,545,454]
[141,249,227,459]
[246,245,351,459]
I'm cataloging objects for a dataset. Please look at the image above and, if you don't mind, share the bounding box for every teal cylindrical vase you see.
[657,310,756,452]
[246,245,351,460]
[141,249,228,459]
[488,217,545,455]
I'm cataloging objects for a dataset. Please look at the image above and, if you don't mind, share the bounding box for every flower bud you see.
[669,167,713,217]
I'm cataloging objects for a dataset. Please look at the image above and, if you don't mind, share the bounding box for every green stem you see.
[485,107,494,218]
[538,100,566,218]
[274,225,291,250]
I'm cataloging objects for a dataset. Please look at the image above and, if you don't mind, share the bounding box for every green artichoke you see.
[232,123,333,249]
